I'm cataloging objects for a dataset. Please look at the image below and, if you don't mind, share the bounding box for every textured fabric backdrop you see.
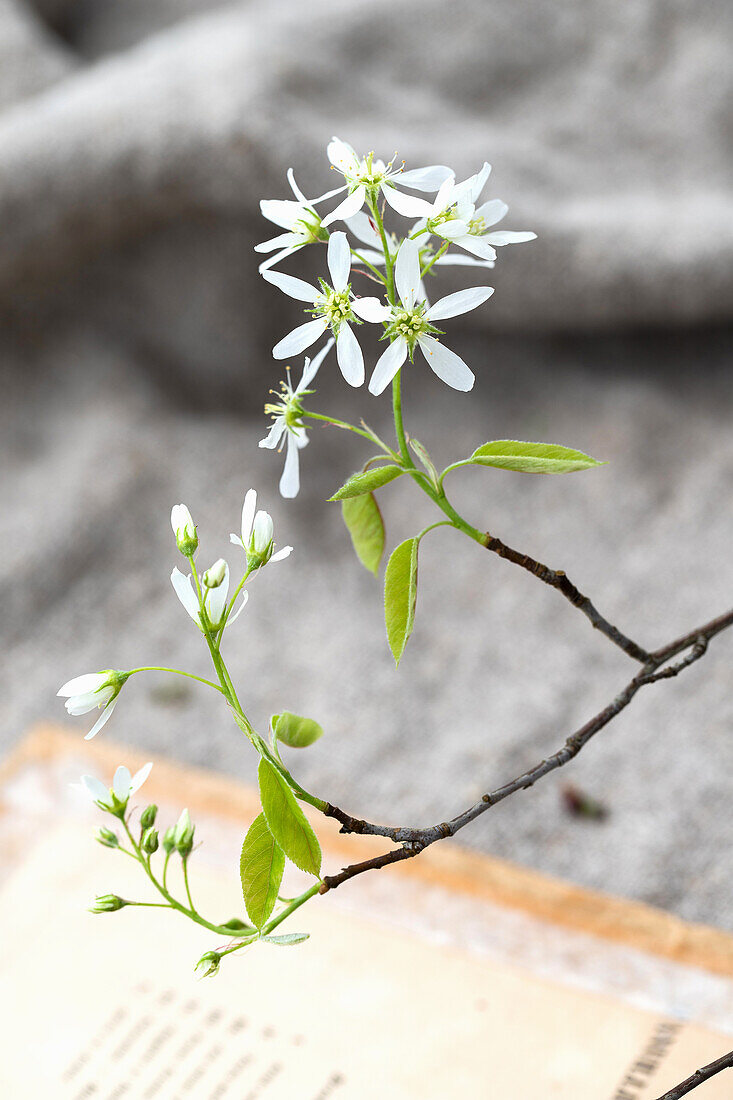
[3,0,733,925]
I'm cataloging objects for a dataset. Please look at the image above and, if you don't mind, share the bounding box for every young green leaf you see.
[409,438,440,492]
[261,932,310,946]
[469,440,605,474]
[273,711,324,749]
[341,492,385,576]
[329,464,404,501]
[240,813,285,929]
[258,759,322,877]
[384,537,419,666]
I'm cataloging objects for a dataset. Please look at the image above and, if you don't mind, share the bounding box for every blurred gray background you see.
[2,0,733,926]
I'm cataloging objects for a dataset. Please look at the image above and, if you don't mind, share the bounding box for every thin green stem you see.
[264,882,321,935]
[182,857,195,911]
[391,370,412,465]
[303,411,390,450]
[125,900,174,909]
[420,241,449,279]
[350,248,386,283]
[368,196,396,305]
[127,667,224,694]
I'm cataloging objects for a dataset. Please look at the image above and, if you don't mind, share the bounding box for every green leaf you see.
[468,440,605,474]
[273,711,324,749]
[384,537,419,666]
[329,464,404,501]
[240,813,285,929]
[261,932,310,946]
[341,492,385,576]
[409,438,440,492]
[258,759,322,878]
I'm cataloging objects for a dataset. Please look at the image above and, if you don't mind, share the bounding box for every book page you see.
[1,823,731,1099]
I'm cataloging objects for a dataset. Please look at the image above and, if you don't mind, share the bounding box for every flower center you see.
[386,304,435,350]
[468,214,486,236]
[265,382,303,432]
[314,287,354,333]
[294,213,328,244]
[428,204,459,232]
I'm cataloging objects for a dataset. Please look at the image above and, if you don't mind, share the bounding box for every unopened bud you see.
[203,558,227,589]
[174,808,195,855]
[195,950,221,978]
[95,827,119,849]
[162,825,177,854]
[140,804,158,830]
[247,511,274,569]
[90,894,126,913]
[142,827,159,855]
[171,503,198,557]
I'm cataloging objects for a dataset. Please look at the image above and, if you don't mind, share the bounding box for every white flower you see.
[396,163,536,261]
[203,558,227,588]
[57,671,128,740]
[262,232,385,387]
[366,238,494,396]
[230,489,293,566]
[256,169,344,272]
[74,762,153,812]
[259,340,333,498]
[170,503,198,555]
[170,563,248,630]
[322,138,453,227]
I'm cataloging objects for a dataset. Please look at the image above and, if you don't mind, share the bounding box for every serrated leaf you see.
[384,537,419,666]
[258,759,322,878]
[469,440,605,474]
[240,813,285,929]
[329,464,404,501]
[341,492,385,576]
[273,711,324,749]
[261,932,310,945]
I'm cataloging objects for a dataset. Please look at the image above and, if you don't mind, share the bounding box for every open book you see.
[0,727,731,1098]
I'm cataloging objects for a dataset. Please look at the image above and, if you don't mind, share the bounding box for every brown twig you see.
[653,1049,733,1099]
[481,532,652,663]
[320,606,733,891]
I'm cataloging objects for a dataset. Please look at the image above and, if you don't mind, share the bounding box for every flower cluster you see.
[258,137,535,493]
[58,490,291,739]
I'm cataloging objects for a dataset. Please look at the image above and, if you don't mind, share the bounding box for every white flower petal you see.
[261,269,319,303]
[398,165,454,191]
[241,489,257,541]
[475,198,508,227]
[327,137,360,175]
[381,186,433,219]
[259,419,286,450]
[253,511,274,551]
[436,219,469,240]
[280,435,301,498]
[298,336,334,391]
[432,175,457,213]
[258,245,301,273]
[286,168,307,204]
[273,318,329,360]
[206,562,229,626]
[394,238,421,308]
[254,232,301,254]
[170,568,201,623]
[58,672,107,698]
[485,230,537,246]
[351,296,391,323]
[434,253,495,269]
[270,546,293,562]
[113,765,132,801]
[82,775,110,805]
[368,337,408,396]
[259,199,303,230]
[350,248,386,267]
[230,533,245,546]
[130,762,153,795]
[321,185,366,227]
[327,231,351,291]
[418,336,475,392]
[452,235,498,261]
[344,211,381,247]
[336,323,364,387]
[467,161,492,205]
[228,590,249,624]
[427,286,494,321]
[85,697,118,741]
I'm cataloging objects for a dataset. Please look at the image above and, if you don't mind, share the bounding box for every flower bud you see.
[174,808,195,855]
[95,827,119,849]
[171,503,198,557]
[140,804,158,829]
[142,827,159,855]
[90,894,126,913]
[246,511,275,569]
[194,950,221,978]
[162,825,177,854]
[203,558,227,589]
